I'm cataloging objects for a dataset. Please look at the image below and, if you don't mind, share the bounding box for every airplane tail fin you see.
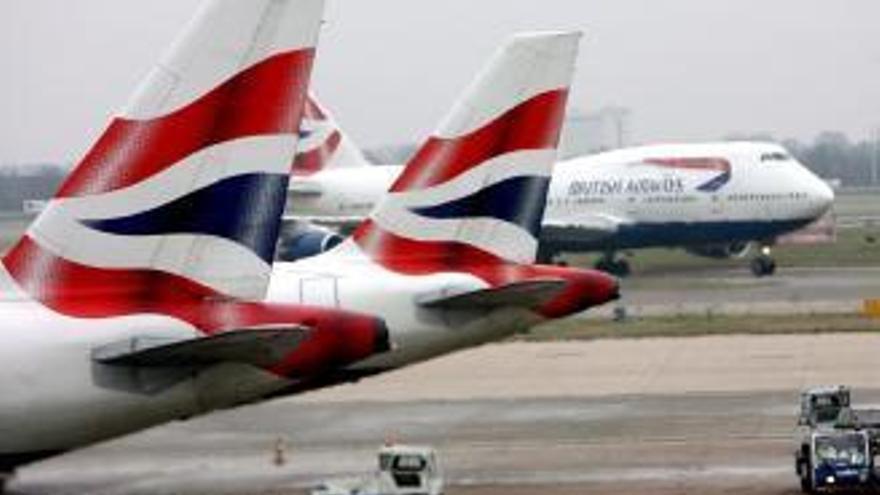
[3,0,325,313]
[291,95,373,176]
[352,31,580,269]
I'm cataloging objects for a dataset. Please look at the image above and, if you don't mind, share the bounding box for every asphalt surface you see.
[9,392,810,495]
[592,266,880,318]
[10,334,880,495]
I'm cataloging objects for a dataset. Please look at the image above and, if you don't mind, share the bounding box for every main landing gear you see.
[537,249,570,267]
[750,245,777,277]
[595,253,631,277]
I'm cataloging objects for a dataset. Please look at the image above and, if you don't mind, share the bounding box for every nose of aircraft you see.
[803,165,835,219]
[538,268,620,319]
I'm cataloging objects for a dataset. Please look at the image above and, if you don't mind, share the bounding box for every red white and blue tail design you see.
[291,95,372,176]
[353,31,580,269]
[3,0,324,311]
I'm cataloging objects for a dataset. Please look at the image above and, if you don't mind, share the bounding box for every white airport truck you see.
[795,386,880,493]
[310,444,444,495]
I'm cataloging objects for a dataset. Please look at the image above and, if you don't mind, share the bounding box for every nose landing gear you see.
[750,245,777,277]
[595,253,631,277]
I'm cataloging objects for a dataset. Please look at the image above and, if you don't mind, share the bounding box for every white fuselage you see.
[290,142,835,252]
[0,247,544,465]
[265,243,542,371]
[0,269,287,460]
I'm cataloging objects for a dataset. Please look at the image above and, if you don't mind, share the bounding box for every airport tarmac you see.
[11,333,880,495]
[594,265,880,317]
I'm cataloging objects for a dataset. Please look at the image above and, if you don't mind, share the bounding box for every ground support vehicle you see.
[311,444,444,495]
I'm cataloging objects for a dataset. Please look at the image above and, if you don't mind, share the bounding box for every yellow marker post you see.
[863,299,880,318]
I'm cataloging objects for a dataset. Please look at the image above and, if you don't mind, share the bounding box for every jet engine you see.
[276,223,344,262]
[684,241,752,259]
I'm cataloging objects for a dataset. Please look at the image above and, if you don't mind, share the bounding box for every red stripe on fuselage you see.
[389,89,569,193]
[57,50,315,198]
[353,220,523,285]
[644,157,731,173]
[2,237,388,379]
[4,236,320,334]
[352,221,618,318]
[355,219,567,287]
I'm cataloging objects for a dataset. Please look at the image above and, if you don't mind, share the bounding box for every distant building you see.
[560,106,632,159]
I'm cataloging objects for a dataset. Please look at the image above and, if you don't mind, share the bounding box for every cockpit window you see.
[760,152,791,162]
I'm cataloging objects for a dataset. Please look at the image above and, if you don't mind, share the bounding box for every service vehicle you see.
[311,444,444,495]
[795,386,880,492]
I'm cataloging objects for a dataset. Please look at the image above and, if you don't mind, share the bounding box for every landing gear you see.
[750,245,777,277]
[536,246,558,265]
[595,253,631,277]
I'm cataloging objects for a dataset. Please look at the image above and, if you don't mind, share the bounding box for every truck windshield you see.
[812,395,844,423]
[815,434,867,466]
[393,455,427,472]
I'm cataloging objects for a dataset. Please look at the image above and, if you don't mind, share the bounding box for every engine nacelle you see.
[276,224,344,262]
[684,241,752,259]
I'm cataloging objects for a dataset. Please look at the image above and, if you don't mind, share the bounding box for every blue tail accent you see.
[410,176,551,237]
[697,171,731,192]
[82,173,289,263]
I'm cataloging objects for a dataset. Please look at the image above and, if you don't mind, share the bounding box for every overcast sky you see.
[1,0,879,164]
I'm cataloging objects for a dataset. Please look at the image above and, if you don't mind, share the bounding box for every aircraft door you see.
[710,193,724,218]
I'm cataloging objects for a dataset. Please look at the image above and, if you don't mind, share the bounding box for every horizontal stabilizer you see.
[418,279,567,310]
[92,327,309,368]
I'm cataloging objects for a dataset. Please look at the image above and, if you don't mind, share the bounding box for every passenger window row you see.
[727,192,808,202]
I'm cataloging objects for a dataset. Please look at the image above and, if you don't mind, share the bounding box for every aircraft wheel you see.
[596,257,631,277]
[537,247,558,265]
[750,256,776,277]
[612,259,631,277]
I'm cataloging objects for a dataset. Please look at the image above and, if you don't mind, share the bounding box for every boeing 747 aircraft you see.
[286,101,834,277]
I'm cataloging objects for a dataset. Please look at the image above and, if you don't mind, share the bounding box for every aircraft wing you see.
[541,213,628,244]
[288,180,323,197]
[416,279,567,310]
[92,327,309,368]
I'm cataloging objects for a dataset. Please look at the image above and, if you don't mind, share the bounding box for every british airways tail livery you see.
[291,95,373,176]
[270,31,618,376]
[353,31,572,268]
[0,0,390,483]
